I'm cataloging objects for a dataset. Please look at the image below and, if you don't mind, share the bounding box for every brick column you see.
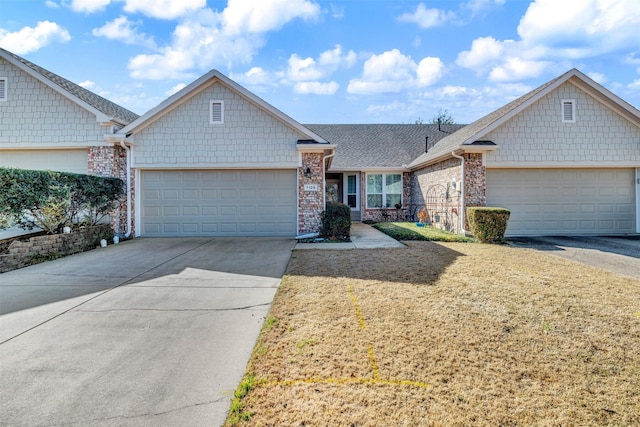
[88,146,129,235]
[464,153,486,208]
[298,153,324,234]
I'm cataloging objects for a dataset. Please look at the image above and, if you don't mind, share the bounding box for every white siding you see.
[485,82,640,167]
[0,58,108,146]
[132,82,304,168]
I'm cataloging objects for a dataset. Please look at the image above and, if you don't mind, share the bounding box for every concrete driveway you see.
[0,237,294,426]
[508,235,640,280]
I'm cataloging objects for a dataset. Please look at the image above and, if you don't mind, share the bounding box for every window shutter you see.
[0,79,6,100]
[210,101,223,123]
[562,100,575,122]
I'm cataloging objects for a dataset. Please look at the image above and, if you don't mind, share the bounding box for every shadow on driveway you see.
[507,235,640,279]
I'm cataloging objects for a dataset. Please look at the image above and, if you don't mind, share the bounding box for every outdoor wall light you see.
[304,167,312,178]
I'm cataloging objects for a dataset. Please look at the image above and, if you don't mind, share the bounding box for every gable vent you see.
[0,78,6,101]
[210,100,224,124]
[562,99,575,123]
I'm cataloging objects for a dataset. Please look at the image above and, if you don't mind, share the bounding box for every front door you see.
[326,180,340,204]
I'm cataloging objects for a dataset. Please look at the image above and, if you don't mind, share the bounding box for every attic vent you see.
[0,78,6,101]
[562,99,575,123]
[210,100,224,124]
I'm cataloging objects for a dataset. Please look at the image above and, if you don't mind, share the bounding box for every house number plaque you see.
[304,184,319,191]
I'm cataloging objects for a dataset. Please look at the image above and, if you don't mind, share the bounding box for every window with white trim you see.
[210,100,224,124]
[0,78,6,101]
[366,173,402,208]
[562,99,575,123]
[346,174,357,208]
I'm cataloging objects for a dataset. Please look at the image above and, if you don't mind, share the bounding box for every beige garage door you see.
[486,169,635,236]
[141,170,297,237]
[0,149,88,174]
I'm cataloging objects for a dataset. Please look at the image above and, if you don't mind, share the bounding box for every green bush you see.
[0,168,124,234]
[466,207,511,243]
[321,202,352,241]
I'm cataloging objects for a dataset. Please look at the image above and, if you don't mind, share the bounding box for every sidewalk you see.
[294,223,405,250]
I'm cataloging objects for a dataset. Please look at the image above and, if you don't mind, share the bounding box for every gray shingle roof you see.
[304,124,466,169]
[408,71,571,168]
[1,47,139,125]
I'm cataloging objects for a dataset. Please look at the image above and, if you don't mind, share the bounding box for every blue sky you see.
[1,0,639,124]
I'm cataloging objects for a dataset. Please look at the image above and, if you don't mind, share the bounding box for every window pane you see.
[367,174,382,193]
[367,194,382,208]
[385,174,402,194]
[347,175,356,193]
[386,194,401,208]
[347,194,357,208]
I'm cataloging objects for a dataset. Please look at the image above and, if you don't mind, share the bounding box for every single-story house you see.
[2,47,639,237]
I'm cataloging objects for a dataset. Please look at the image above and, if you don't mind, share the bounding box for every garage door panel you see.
[141,170,296,237]
[487,169,635,235]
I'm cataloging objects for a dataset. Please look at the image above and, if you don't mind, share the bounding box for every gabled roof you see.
[408,68,640,169]
[119,69,328,143]
[305,123,465,170]
[0,47,139,125]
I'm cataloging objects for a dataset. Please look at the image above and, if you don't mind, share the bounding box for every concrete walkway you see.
[295,223,405,250]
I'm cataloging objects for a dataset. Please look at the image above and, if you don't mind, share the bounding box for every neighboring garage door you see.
[141,170,297,237]
[486,169,635,236]
[0,149,88,174]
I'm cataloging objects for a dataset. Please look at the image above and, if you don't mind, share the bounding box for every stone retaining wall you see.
[0,225,113,273]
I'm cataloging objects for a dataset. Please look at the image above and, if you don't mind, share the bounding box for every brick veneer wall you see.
[0,225,114,273]
[88,146,130,235]
[411,154,488,233]
[412,158,462,232]
[298,153,324,234]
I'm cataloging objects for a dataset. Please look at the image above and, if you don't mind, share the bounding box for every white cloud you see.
[587,72,607,84]
[92,16,157,49]
[457,0,640,84]
[46,0,60,8]
[293,81,339,95]
[0,21,71,55]
[347,49,444,94]
[398,3,455,28]
[78,80,96,89]
[456,36,511,70]
[128,1,322,80]
[222,0,319,35]
[488,57,550,82]
[287,54,324,81]
[463,0,505,15]
[231,67,276,87]
[70,0,111,13]
[165,83,187,96]
[122,0,206,20]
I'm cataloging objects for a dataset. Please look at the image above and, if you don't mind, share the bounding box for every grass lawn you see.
[226,242,640,426]
[373,222,475,242]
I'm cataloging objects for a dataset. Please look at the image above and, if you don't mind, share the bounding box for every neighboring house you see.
[0,47,139,233]
[409,69,640,236]
[1,46,639,237]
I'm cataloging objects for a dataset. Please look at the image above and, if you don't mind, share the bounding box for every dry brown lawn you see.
[226,241,640,426]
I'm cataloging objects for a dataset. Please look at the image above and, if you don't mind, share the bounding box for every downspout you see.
[120,140,132,238]
[451,151,467,234]
[322,150,336,209]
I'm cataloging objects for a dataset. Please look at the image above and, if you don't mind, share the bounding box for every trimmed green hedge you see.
[466,207,511,243]
[321,202,352,241]
[0,168,124,234]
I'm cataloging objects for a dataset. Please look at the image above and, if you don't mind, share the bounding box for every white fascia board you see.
[296,144,337,153]
[486,161,640,168]
[130,163,300,170]
[0,142,111,149]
